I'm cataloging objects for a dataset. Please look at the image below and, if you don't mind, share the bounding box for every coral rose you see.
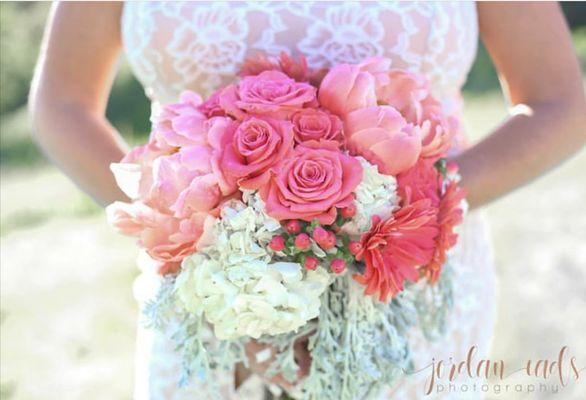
[260,141,363,224]
[353,200,439,302]
[219,116,295,190]
[220,70,316,120]
[344,106,423,175]
[291,108,343,145]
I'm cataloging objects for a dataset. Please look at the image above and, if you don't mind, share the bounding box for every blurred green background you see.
[1,2,585,400]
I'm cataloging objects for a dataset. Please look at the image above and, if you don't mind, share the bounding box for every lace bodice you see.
[121,1,478,106]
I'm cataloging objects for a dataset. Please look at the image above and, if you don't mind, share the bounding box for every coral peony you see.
[106,202,214,274]
[344,106,423,175]
[353,200,440,301]
[376,70,456,160]
[260,141,362,224]
[318,63,377,117]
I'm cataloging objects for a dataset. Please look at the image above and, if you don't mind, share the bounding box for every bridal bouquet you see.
[107,53,466,399]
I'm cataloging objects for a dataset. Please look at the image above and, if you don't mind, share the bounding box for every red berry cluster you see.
[268,204,362,275]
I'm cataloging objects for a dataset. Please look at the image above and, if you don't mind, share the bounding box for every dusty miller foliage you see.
[144,263,455,400]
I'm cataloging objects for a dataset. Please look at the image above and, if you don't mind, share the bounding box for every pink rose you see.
[260,141,363,224]
[344,106,423,175]
[291,108,343,146]
[318,59,388,117]
[376,70,456,159]
[219,70,316,120]
[219,116,294,190]
[151,91,208,148]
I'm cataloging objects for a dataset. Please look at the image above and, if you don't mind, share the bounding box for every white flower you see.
[177,255,330,339]
[345,157,399,235]
[175,192,331,339]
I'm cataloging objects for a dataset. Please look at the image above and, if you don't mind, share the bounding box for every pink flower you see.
[260,141,363,224]
[219,116,294,190]
[147,146,225,217]
[198,89,226,118]
[344,106,423,175]
[318,63,377,117]
[291,108,343,146]
[353,201,439,302]
[220,70,317,120]
[376,70,457,159]
[106,202,214,274]
[151,91,208,148]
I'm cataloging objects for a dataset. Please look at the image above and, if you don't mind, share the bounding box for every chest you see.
[122,1,478,103]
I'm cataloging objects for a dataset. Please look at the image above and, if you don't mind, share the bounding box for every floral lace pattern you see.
[121,1,478,103]
[121,2,496,399]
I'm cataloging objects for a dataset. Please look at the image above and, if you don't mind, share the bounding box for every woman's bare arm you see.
[456,2,586,209]
[29,2,128,206]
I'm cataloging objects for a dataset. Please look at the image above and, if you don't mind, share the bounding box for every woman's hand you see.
[458,2,586,209]
[237,336,312,392]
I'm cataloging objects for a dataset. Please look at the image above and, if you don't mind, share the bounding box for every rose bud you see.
[330,258,346,274]
[349,241,363,256]
[304,256,318,271]
[269,235,286,252]
[341,203,357,218]
[294,233,311,250]
[285,219,302,234]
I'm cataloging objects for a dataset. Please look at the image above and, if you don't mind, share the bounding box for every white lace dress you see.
[121,2,496,399]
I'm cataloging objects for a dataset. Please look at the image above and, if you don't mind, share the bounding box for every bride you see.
[30,2,585,399]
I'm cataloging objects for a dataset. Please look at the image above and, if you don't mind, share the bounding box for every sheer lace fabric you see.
[121,2,496,399]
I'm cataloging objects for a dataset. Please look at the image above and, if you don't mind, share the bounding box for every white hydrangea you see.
[345,157,400,235]
[175,192,330,339]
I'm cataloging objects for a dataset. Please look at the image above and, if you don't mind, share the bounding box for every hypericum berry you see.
[294,233,311,250]
[330,259,346,274]
[349,241,363,256]
[304,256,318,270]
[312,226,329,243]
[321,231,337,250]
[341,203,357,218]
[285,219,302,234]
[446,160,459,175]
[269,235,286,252]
